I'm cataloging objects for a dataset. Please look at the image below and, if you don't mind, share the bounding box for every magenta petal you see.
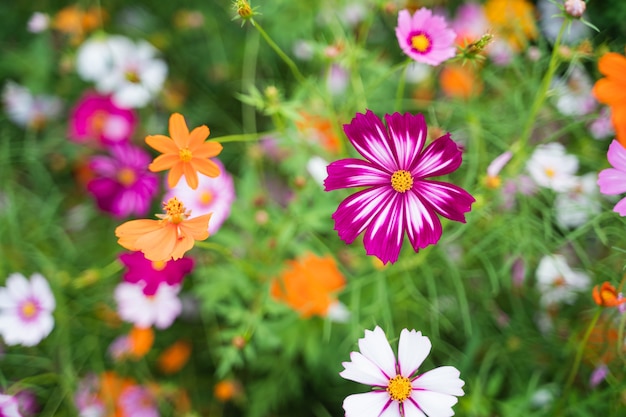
[415,180,475,222]
[343,110,398,173]
[411,134,462,178]
[332,186,395,245]
[607,139,626,170]
[613,196,626,216]
[598,168,626,195]
[362,192,405,264]
[384,112,427,170]
[404,190,443,250]
[325,158,390,191]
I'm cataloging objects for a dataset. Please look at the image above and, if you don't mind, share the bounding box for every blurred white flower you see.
[2,81,62,129]
[114,282,181,329]
[526,143,578,192]
[306,156,329,187]
[76,35,168,108]
[0,394,21,417]
[555,173,601,228]
[536,254,590,306]
[326,301,350,323]
[551,66,596,117]
[27,12,49,33]
[326,63,349,95]
[405,62,431,84]
[293,39,314,61]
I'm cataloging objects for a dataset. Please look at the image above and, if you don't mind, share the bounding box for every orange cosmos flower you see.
[157,340,192,374]
[128,326,154,358]
[270,253,346,318]
[146,113,223,190]
[592,282,626,308]
[115,197,211,262]
[52,5,105,45]
[439,64,483,100]
[484,0,537,51]
[593,52,626,148]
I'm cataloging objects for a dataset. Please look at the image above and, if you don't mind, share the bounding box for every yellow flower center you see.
[21,300,38,319]
[162,197,189,224]
[387,375,412,402]
[199,190,213,206]
[89,110,107,135]
[179,148,193,162]
[411,34,431,53]
[151,260,167,271]
[544,167,555,178]
[485,175,501,189]
[117,167,137,187]
[391,170,414,193]
[125,70,141,84]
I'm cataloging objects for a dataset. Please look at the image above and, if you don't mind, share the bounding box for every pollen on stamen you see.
[386,375,412,402]
[391,170,414,193]
[179,148,193,162]
[160,197,190,224]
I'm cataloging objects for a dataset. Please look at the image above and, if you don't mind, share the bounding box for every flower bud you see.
[564,0,585,18]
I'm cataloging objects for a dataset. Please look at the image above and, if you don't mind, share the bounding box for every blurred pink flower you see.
[451,2,488,45]
[0,394,22,417]
[114,282,181,329]
[589,364,608,388]
[118,386,158,417]
[597,140,626,216]
[588,108,615,140]
[87,144,159,219]
[2,81,62,129]
[119,252,194,296]
[395,8,457,66]
[0,273,55,347]
[68,92,137,146]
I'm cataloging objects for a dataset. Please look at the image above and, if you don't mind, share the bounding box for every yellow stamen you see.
[151,260,167,271]
[544,167,555,178]
[485,175,501,189]
[21,301,38,318]
[411,34,431,53]
[391,170,414,193]
[161,197,189,224]
[553,276,566,287]
[117,167,137,187]
[125,71,141,83]
[179,148,193,162]
[387,375,412,402]
[199,190,213,205]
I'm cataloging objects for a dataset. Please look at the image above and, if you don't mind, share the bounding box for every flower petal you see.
[193,141,223,158]
[343,110,398,172]
[414,180,474,222]
[187,125,210,150]
[403,401,428,417]
[149,154,180,172]
[612,196,626,216]
[169,113,189,148]
[192,158,221,178]
[398,329,431,377]
[30,273,55,311]
[340,351,391,387]
[145,134,179,154]
[362,192,405,264]
[182,162,199,189]
[135,225,179,262]
[325,158,390,191]
[384,112,427,170]
[358,326,397,379]
[403,190,443,250]
[343,392,395,417]
[168,162,185,189]
[115,219,162,251]
[411,134,462,178]
[410,390,459,417]
[412,366,465,396]
[607,139,626,171]
[179,214,212,240]
[598,53,626,83]
[598,168,626,195]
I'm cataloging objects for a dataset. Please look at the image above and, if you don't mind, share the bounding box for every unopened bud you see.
[564,0,585,18]
[235,0,253,19]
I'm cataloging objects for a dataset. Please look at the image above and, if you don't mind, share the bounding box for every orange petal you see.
[149,154,180,172]
[612,106,626,149]
[193,158,221,178]
[593,79,626,106]
[180,214,212,240]
[188,125,210,150]
[146,134,179,154]
[598,53,626,82]
[129,326,154,358]
[167,162,185,188]
[135,224,178,261]
[115,219,162,250]
[169,113,190,148]
[182,162,199,189]
[170,235,197,261]
[193,141,223,158]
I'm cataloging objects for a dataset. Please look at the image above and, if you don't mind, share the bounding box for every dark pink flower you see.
[86,144,159,218]
[119,251,193,296]
[324,110,474,264]
[68,91,137,146]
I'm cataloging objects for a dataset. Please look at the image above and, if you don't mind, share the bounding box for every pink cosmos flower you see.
[0,273,55,347]
[164,158,235,235]
[598,140,626,216]
[324,110,474,264]
[119,252,194,296]
[87,144,159,219]
[68,92,137,146]
[118,386,158,417]
[0,394,22,417]
[114,282,181,329]
[395,8,457,66]
[340,326,465,417]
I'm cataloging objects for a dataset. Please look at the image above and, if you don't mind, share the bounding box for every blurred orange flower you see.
[593,52,626,148]
[52,5,105,45]
[214,379,242,402]
[270,253,346,318]
[99,371,135,415]
[115,197,211,262]
[296,112,341,154]
[484,0,537,50]
[158,340,192,374]
[440,64,483,99]
[146,113,223,189]
[128,326,154,358]
[592,282,626,307]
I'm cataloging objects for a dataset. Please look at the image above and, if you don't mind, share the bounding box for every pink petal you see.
[343,110,398,173]
[358,326,397,379]
[607,139,626,170]
[362,192,405,264]
[403,190,443,250]
[411,134,462,178]
[384,112,427,170]
[398,329,431,377]
[598,168,626,195]
[325,158,390,191]
[412,366,465,396]
[613,196,626,216]
[343,392,395,417]
[340,351,390,386]
[414,180,474,223]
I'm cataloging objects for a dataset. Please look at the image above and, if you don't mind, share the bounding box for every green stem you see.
[212,131,272,143]
[563,308,602,392]
[394,61,410,112]
[251,19,306,84]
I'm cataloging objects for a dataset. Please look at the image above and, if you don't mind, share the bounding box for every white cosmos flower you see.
[0,273,56,347]
[0,394,21,417]
[114,282,181,329]
[554,173,601,228]
[526,143,578,192]
[340,326,465,417]
[536,254,590,306]
[2,81,62,129]
[76,35,168,108]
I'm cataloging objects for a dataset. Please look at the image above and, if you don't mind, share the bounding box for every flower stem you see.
[251,19,306,84]
[394,61,410,112]
[563,308,602,393]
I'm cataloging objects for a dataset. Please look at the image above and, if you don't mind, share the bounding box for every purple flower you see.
[324,110,475,264]
[118,386,159,417]
[598,140,626,216]
[395,8,457,66]
[119,252,194,296]
[68,91,137,147]
[86,144,159,218]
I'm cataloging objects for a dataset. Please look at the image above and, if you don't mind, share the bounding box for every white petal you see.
[0,288,15,309]
[343,392,394,417]
[5,273,29,300]
[398,329,431,377]
[30,273,55,311]
[412,366,465,396]
[358,326,397,378]
[403,400,428,417]
[340,352,391,386]
[410,390,459,417]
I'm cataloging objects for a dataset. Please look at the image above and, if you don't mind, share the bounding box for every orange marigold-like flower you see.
[115,197,211,262]
[157,340,192,374]
[592,282,626,307]
[270,253,346,318]
[146,113,223,189]
[52,5,105,45]
[593,53,626,148]
[484,0,537,51]
[128,326,154,358]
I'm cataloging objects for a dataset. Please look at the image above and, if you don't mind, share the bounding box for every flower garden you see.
[0,0,625,416]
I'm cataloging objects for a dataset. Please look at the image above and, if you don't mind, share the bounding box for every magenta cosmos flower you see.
[69,91,137,146]
[324,110,474,264]
[119,251,194,296]
[87,143,159,218]
[395,8,457,66]
[340,326,465,417]
[598,140,626,216]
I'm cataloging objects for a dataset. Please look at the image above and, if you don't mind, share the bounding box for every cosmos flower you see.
[118,386,159,417]
[2,81,62,130]
[526,143,578,192]
[0,273,55,347]
[0,394,22,417]
[340,326,465,417]
[593,52,626,147]
[119,251,194,296]
[550,66,596,117]
[395,8,457,66]
[114,281,182,329]
[554,173,600,228]
[324,110,474,264]
[87,144,159,219]
[68,92,137,146]
[157,340,192,374]
[115,197,211,262]
[535,254,590,306]
[485,151,512,189]
[164,158,235,235]
[597,140,626,216]
[592,282,626,308]
[146,113,223,190]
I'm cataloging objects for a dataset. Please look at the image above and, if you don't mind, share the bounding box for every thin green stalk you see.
[250,19,306,84]
[394,62,410,112]
[563,308,602,393]
[211,131,272,143]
